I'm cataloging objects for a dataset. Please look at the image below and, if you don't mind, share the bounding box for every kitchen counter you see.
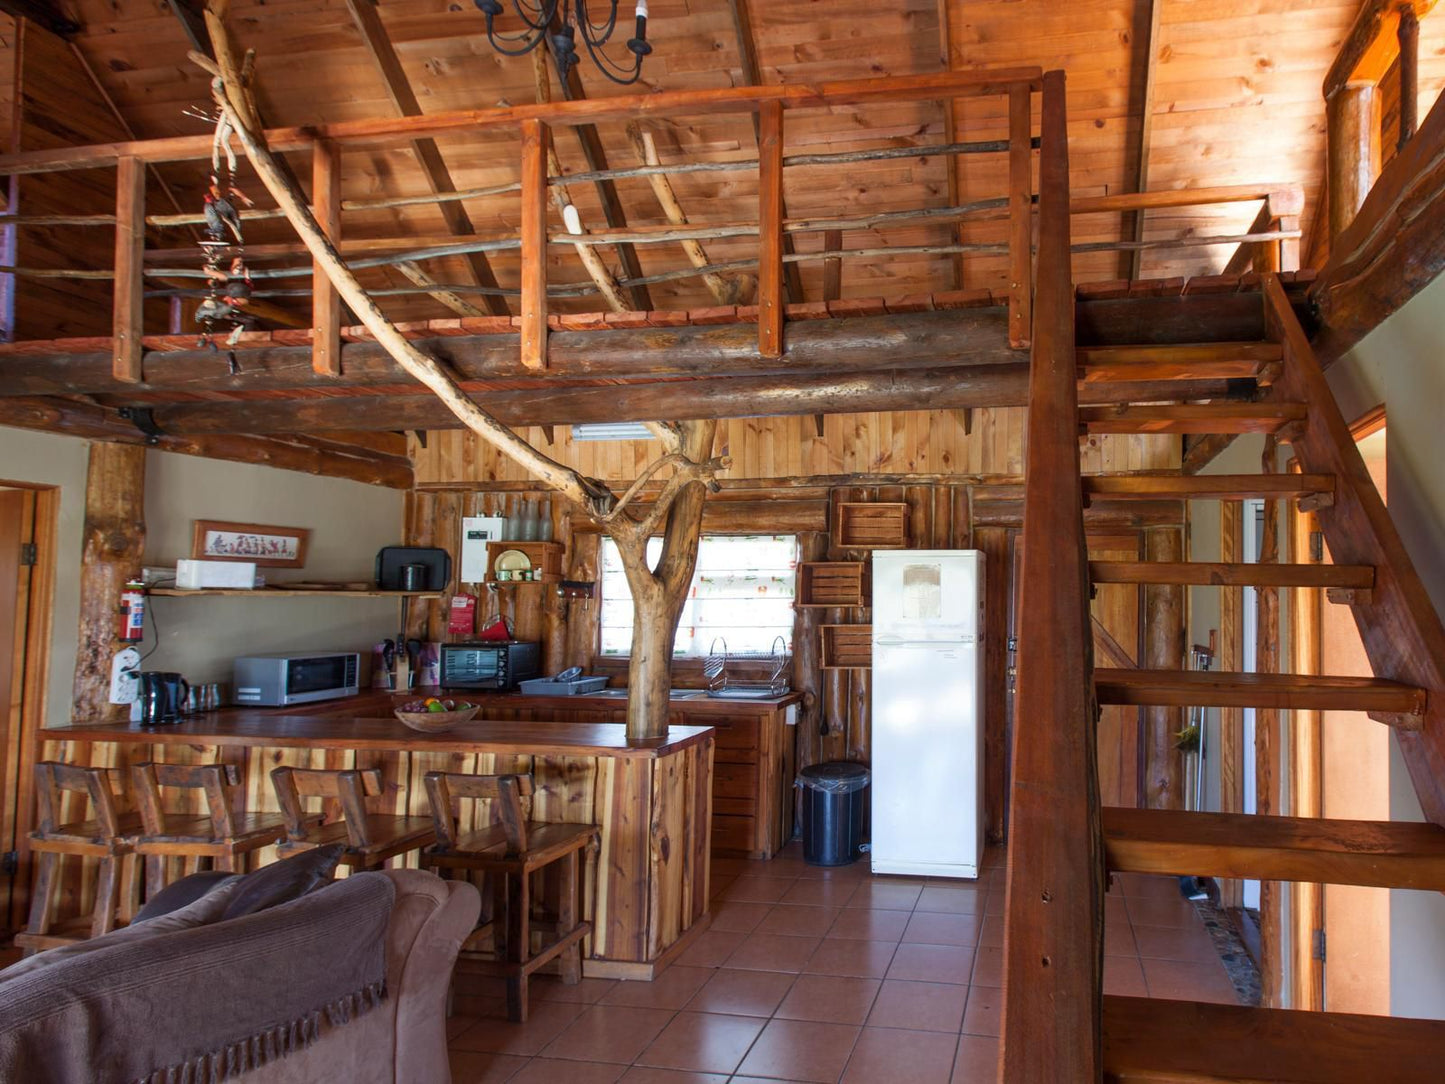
[44,697,715,979]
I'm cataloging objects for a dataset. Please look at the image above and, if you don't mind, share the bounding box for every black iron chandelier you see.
[475,0,652,86]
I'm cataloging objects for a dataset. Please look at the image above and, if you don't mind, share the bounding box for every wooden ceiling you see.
[2,1,1443,331]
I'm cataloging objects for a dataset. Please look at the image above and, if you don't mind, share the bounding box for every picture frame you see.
[190,520,311,568]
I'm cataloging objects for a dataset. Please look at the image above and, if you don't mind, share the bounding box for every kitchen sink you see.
[706,687,791,700]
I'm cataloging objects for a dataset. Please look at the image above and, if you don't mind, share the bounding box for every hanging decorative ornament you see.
[190,104,257,367]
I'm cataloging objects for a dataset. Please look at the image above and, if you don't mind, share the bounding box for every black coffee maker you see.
[139,672,188,726]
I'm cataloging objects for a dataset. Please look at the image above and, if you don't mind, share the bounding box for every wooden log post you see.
[1143,525,1186,809]
[112,157,146,383]
[1398,5,1420,150]
[72,443,146,722]
[757,100,784,359]
[520,118,549,371]
[1256,433,1283,1007]
[311,139,342,377]
[1007,84,1033,349]
[1326,82,1380,241]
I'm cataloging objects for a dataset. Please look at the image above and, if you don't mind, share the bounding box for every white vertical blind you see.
[599,535,798,657]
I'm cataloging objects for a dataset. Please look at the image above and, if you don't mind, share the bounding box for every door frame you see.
[0,480,59,934]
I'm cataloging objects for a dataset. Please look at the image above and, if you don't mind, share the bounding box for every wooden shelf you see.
[148,587,442,599]
[484,539,563,585]
[820,625,872,669]
[831,503,908,550]
[797,562,866,608]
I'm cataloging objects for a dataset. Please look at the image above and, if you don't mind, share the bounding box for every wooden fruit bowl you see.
[393,705,480,733]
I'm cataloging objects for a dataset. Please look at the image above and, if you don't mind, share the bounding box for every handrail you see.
[999,69,1105,1082]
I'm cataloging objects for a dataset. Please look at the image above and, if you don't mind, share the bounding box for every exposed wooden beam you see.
[821,231,842,302]
[393,261,486,318]
[167,0,210,55]
[1096,668,1426,715]
[520,118,549,371]
[1399,5,1421,149]
[727,0,806,304]
[111,157,145,384]
[1008,84,1033,347]
[1126,0,1163,280]
[543,14,652,312]
[311,139,342,377]
[757,101,784,358]
[341,0,509,316]
[0,0,78,38]
[1324,0,1438,98]
[1084,473,1335,502]
[1311,73,1445,363]
[936,0,965,290]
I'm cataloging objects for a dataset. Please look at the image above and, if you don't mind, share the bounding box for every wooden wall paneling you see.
[1218,500,1244,911]
[976,525,1010,843]
[1257,434,1283,1007]
[594,756,650,963]
[648,748,687,957]
[1142,525,1186,809]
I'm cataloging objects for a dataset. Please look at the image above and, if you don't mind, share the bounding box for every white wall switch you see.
[109,647,142,704]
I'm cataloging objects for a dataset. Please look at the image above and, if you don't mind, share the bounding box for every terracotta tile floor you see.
[447,843,1241,1082]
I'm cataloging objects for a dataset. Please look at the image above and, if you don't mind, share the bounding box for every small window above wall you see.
[599,535,799,658]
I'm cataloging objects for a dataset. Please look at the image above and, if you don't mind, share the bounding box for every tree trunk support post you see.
[1326,82,1380,242]
[112,156,146,383]
[312,139,342,377]
[520,117,550,371]
[758,100,785,359]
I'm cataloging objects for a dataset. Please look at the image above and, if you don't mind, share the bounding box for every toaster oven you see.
[439,641,541,691]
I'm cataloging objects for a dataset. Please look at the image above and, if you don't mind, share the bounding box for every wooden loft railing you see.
[0,64,1305,394]
[998,69,1104,1081]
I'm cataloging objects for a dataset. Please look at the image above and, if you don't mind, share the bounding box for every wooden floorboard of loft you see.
[1101,995,1445,1083]
[1088,560,1374,588]
[1094,668,1427,714]
[1077,341,1281,382]
[1103,807,1445,890]
[1083,474,1334,501]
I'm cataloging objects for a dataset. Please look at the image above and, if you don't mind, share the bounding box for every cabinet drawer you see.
[714,761,758,800]
[711,814,757,853]
[711,718,759,752]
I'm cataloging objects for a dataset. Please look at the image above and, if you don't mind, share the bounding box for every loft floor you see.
[445,843,1243,1082]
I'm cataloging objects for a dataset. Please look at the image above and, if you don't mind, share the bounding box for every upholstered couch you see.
[0,868,480,1084]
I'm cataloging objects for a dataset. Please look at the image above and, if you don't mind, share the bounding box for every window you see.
[599,534,798,657]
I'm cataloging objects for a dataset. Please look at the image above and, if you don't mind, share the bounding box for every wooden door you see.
[0,487,37,932]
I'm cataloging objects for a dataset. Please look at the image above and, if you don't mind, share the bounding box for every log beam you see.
[758,101,785,358]
[311,140,342,376]
[112,156,146,383]
[520,118,550,370]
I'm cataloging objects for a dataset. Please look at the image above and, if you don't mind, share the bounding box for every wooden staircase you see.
[1002,72,1445,1083]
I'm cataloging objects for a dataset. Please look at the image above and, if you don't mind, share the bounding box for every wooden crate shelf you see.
[821,625,872,669]
[798,562,866,608]
[832,502,908,549]
[484,540,564,584]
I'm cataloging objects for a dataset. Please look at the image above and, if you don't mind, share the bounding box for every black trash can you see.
[795,762,870,867]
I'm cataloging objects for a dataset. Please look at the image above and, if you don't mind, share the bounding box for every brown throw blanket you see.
[0,873,395,1084]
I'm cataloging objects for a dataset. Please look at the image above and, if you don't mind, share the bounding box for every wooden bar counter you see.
[43,698,716,980]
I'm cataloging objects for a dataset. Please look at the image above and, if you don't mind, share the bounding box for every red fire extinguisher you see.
[118,581,146,642]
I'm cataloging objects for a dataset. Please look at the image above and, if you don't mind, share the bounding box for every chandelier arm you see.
[575,0,620,44]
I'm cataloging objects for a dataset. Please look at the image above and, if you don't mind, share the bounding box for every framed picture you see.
[190,520,311,568]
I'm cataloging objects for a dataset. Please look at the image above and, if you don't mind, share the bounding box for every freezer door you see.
[872,550,982,642]
[870,639,983,878]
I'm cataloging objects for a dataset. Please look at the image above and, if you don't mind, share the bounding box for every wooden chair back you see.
[270,767,384,849]
[33,762,125,838]
[131,762,241,839]
[424,772,535,855]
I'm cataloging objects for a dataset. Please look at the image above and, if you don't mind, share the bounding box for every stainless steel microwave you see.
[233,652,361,706]
[440,641,541,690]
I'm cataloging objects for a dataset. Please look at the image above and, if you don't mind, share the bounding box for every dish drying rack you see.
[704,636,791,699]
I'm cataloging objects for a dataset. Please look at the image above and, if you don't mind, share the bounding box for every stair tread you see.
[1101,996,1445,1084]
[1103,807,1445,890]
[1078,341,1281,383]
[1094,668,1426,713]
[1084,474,1333,500]
[1080,403,1305,435]
[1089,560,1374,588]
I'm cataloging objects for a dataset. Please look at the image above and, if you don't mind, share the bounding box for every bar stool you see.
[270,766,436,869]
[131,762,289,895]
[15,762,142,955]
[422,771,599,1022]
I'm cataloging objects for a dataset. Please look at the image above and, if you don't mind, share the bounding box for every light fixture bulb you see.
[562,202,583,235]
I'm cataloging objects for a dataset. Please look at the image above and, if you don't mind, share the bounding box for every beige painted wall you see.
[1330,270,1445,1021]
[0,425,91,729]
[141,450,404,686]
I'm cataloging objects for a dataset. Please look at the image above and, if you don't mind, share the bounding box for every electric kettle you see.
[139,672,188,726]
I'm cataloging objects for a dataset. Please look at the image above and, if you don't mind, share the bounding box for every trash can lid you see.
[795,761,870,793]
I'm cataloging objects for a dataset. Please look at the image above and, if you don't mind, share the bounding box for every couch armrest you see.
[378,870,481,1084]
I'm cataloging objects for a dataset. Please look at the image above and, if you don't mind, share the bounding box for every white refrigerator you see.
[869,549,984,879]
